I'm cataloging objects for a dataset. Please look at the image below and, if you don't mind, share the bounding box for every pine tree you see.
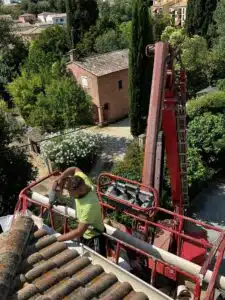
[129,0,154,137]
[66,0,99,48]
[186,0,218,43]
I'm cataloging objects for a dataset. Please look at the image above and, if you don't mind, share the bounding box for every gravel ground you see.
[87,132,132,181]
[86,118,133,140]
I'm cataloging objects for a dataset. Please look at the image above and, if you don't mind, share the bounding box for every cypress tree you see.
[186,0,218,42]
[66,0,98,48]
[129,0,154,137]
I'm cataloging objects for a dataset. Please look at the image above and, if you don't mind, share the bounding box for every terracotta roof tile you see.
[0,216,149,300]
[33,229,48,240]
[39,242,67,259]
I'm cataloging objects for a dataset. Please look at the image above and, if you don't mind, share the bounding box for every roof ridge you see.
[76,48,128,62]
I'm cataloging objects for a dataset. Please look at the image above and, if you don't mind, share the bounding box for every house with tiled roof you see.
[67,49,129,125]
[18,14,36,24]
[152,0,188,27]
[37,12,67,25]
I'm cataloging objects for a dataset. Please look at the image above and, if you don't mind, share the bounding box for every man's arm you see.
[58,166,81,182]
[53,166,81,192]
[57,223,89,242]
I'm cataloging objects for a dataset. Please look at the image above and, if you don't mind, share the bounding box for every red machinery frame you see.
[142,42,186,215]
[15,173,225,300]
[13,41,225,300]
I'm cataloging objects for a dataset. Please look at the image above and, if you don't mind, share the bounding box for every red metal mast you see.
[142,42,188,214]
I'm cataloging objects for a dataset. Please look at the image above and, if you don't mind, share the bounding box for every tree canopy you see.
[20,0,66,14]
[0,112,36,215]
[66,0,99,47]
[186,0,218,44]
[129,0,154,137]
[0,19,27,103]
[8,60,92,132]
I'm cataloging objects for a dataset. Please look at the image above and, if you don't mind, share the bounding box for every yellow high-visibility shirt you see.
[74,171,104,239]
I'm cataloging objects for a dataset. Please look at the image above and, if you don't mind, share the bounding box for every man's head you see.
[65,176,88,198]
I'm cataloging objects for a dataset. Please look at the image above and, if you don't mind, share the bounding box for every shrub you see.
[0,112,36,215]
[40,131,102,171]
[113,141,144,182]
[188,112,225,169]
[187,147,214,191]
[217,79,225,91]
[187,91,225,120]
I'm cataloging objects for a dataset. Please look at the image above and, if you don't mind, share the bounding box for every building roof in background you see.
[19,13,36,17]
[170,0,188,7]
[0,216,148,300]
[47,13,66,18]
[38,11,55,16]
[153,0,188,7]
[71,49,129,77]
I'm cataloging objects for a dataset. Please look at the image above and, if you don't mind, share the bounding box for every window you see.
[81,76,88,88]
[60,18,63,22]
[118,80,123,90]
[104,103,110,110]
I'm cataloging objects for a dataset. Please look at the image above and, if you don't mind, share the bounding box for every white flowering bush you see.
[40,130,101,171]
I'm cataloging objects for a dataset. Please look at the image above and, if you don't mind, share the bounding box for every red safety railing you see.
[14,172,225,300]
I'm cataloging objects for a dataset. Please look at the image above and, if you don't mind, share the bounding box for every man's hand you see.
[57,223,88,242]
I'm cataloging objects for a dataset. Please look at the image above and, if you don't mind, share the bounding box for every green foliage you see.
[107,211,133,227]
[74,0,133,58]
[0,100,8,113]
[186,0,218,44]
[109,0,133,24]
[213,0,225,66]
[0,19,27,102]
[21,26,69,74]
[217,79,225,91]
[0,112,36,215]
[76,21,131,58]
[41,131,101,171]
[98,0,133,24]
[187,92,225,120]
[119,21,132,45]
[161,26,212,97]
[28,76,92,131]
[8,66,92,132]
[182,35,208,72]
[129,0,154,137]
[66,0,99,47]
[187,147,214,192]
[185,94,225,196]
[0,3,22,19]
[188,112,225,171]
[94,29,127,54]
[153,12,173,41]
[20,0,66,14]
[8,70,44,119]
[8,19,92,133]
[34,26,69,61]
[113,141,144,182]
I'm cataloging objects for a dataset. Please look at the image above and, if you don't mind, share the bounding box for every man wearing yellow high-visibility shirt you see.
[51,166,106,256]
